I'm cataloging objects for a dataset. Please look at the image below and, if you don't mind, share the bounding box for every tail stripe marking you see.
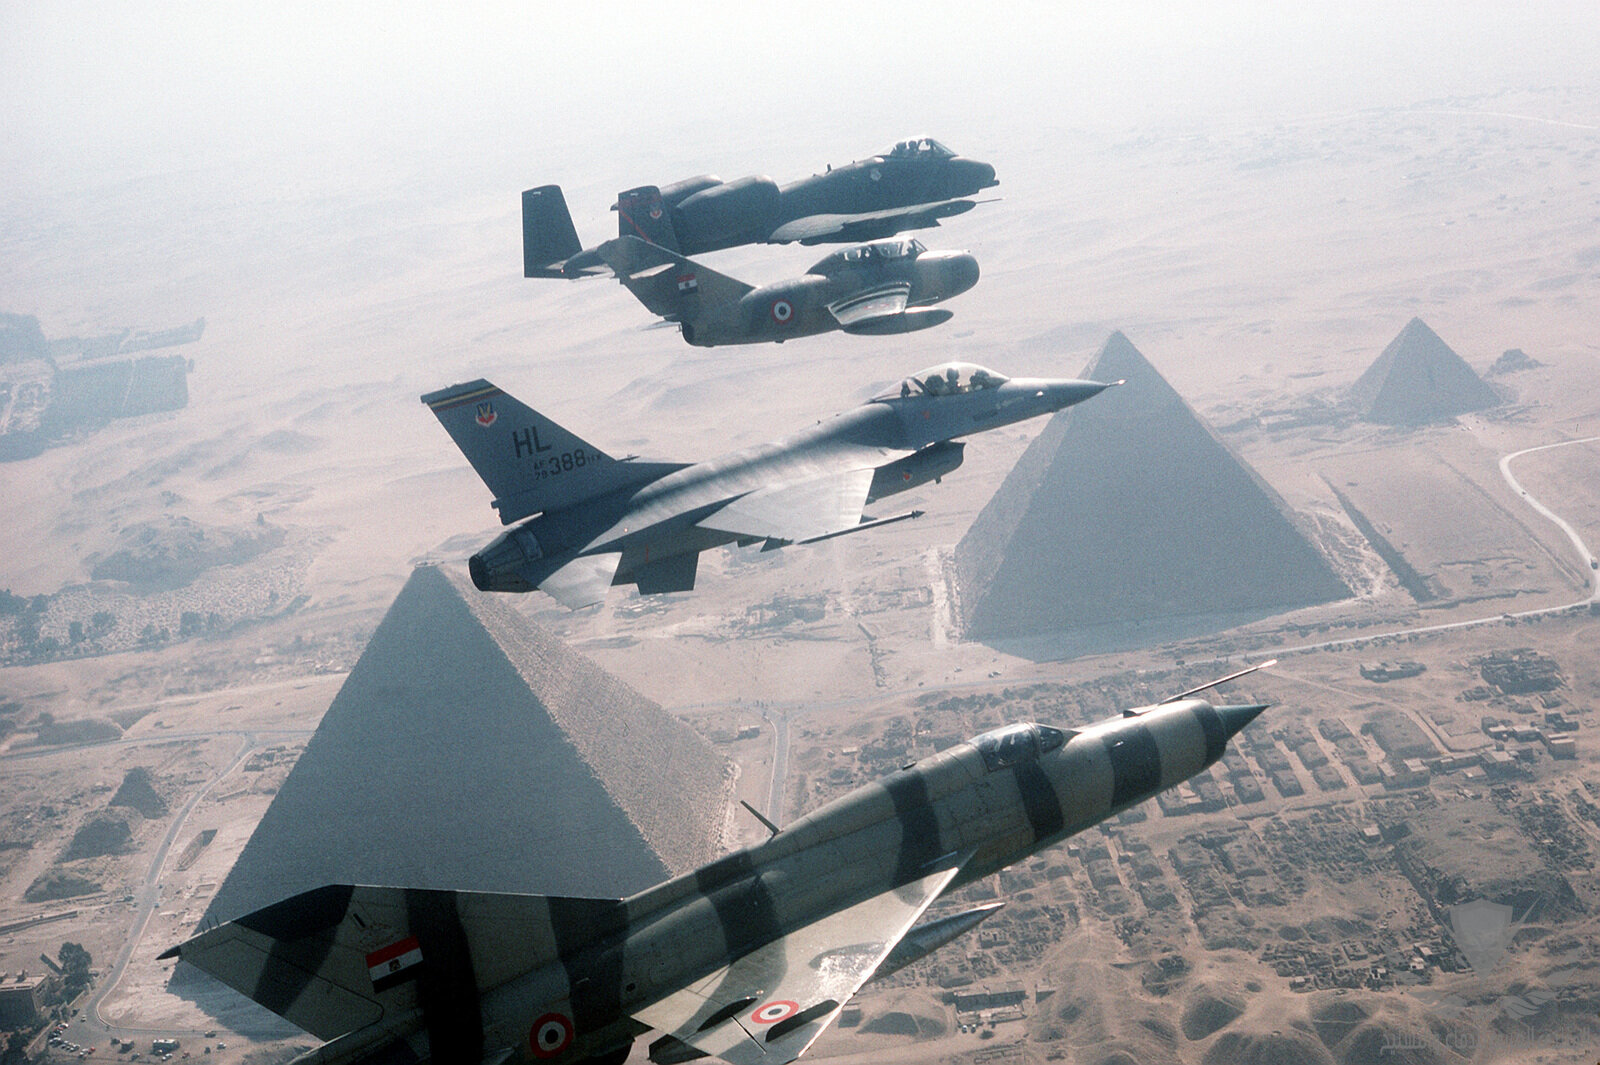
[405,889,485,1065]
[426,385,505,413]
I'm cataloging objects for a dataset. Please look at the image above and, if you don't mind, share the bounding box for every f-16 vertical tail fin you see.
[596,236,753,335]
[523,185,584,278]
[422,379,684,523]
[161,885,625,1057]
[614,186,682,251]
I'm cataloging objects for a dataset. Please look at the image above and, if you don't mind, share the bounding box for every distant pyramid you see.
[206,564,730,923]
[954,332,1350,652]
[1349,318,1499,425]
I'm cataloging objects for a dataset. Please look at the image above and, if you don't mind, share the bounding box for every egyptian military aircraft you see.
[597,235,979,346]
[524,138,998,279]
[421,363,1113,606]
[161,678,1269,1065]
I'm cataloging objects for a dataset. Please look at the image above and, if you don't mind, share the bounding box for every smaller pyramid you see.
[955,332,1350,653]
[205,564,729,923]
[1349,318,1499,425]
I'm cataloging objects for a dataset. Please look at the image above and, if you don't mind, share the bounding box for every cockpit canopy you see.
[873,361,1009,401]
[972,722,1069,772]
[879,137,956,160]
[809,237,925,275]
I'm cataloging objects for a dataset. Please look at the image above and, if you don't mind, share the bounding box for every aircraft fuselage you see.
[473,697,1261,1064]
[469,378,1105,594]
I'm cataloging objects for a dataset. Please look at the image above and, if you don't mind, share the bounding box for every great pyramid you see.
[954,332,1350,654]
[205,564,729,923]
[1349,318,1499,425]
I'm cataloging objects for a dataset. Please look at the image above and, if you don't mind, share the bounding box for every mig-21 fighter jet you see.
[422,363,1113,607]
[161,671,1270,1065]
[524,137,998,279]
[597,235,979,346]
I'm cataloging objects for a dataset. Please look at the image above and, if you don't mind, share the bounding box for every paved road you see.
[760,708,790,827]
[1498,436,1600,603]
[83,732,265,1039]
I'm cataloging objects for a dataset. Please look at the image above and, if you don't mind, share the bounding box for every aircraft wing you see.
[766,197,981,246]
[631,855,966,1065]
[697,468,877,546]
[825,282,911,330]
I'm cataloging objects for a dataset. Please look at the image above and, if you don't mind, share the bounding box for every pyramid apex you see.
[955,338,1349,650]
[1351,318,1498,425]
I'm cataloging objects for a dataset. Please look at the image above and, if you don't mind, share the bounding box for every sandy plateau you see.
[4,88,1600,1064]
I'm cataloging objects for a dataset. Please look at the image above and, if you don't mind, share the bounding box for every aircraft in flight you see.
[523,137,998,279]
[421,363,1114,606]
[162,677,1269,1065]
[596,235,979,346]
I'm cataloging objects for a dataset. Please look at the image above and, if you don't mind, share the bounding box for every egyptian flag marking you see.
[366,936,423,992]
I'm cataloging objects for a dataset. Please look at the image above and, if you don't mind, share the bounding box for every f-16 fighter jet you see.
[161,677,1269,1065]
[597,235,979,346]
[524,137,998,278]
[421,363,1114,606]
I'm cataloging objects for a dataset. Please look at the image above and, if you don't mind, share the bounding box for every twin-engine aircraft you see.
[421,363,1114,607]
[524,138,998,279]
[163,683,1268,1065]
[597,235,979,346]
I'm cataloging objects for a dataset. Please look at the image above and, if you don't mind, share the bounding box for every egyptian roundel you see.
[770,299,794,324]
[529,1013,574,1058]
[750,1000,800,1025]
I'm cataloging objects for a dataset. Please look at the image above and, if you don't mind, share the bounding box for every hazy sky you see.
[5,1,1597,194]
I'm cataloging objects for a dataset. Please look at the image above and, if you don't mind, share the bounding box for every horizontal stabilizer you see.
[541,553,623,608]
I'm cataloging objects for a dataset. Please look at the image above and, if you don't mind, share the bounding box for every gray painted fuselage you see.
[473,377,1108,595]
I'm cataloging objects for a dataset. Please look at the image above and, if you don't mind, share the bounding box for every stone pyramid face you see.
[206,565,729,923]
[954,332,1350,650]
[1349,318,1499,425]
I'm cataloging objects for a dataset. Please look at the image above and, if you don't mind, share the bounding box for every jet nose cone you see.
[956,159,998,191]
[1214,703,1269,742]
[948,253,980,296]
[1044,378,1117,411]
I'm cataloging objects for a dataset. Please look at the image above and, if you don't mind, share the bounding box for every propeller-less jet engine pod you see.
[164,690,1268,1065]
[597,235,979,346]
[421,363,1115,608]
[523,137,998,279]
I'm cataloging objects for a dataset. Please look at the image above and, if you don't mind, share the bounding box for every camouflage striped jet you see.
[161,686,1268,1065]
